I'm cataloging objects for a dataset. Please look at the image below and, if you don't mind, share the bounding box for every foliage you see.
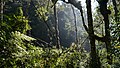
[0,2,90,67]
[97,48,111,68]
[1,0,120,68]
[0,31,35,67]
[1,42,90,68]
[0,2,32,67]
[2,6,31,33]
[110,10,120,68]
[55,45,89,68]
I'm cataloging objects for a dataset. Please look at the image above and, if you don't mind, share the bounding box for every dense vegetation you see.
[0,0,120,68]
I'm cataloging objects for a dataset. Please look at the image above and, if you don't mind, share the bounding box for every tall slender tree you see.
[86,0,100,67]
[53,4,60,48]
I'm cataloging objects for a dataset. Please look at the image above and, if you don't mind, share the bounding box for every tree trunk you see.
[96,0,112,64]
[63,0,101,67]
[104,11,112,64]
[86,0,100,68]
[54,4,60,48]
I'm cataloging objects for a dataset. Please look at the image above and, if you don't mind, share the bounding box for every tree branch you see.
[94,35,105,42]
[31,1,53,36]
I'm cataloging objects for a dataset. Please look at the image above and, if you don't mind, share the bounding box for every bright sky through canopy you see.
[78,0,98,11]
[58,0,98,12]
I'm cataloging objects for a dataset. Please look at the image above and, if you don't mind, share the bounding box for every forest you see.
[0,0,120,68]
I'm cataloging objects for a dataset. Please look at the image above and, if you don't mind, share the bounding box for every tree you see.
[86,0,100,67]
[61,0,117,67]
[61,0,101,67]
[53,3,61,48]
